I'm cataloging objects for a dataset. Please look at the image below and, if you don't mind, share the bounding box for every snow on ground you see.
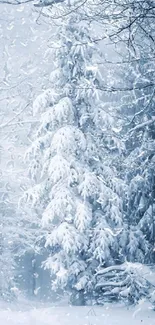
[0,302,154,325]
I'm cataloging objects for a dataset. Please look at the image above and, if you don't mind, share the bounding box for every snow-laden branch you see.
[129,116,155,133]
[96,277,129,289]
[96,264,127,276]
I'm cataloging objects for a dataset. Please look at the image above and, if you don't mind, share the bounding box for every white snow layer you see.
[0,303,154,325]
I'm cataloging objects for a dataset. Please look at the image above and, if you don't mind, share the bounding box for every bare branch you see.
[0,0,33,4]
[0,103,31,130]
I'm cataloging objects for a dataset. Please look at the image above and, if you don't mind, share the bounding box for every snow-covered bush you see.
[96,262,153,305]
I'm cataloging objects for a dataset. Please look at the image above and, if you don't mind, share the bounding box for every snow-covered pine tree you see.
[119,56,155,265]
[106,60,155,304]
[23,8,124,304]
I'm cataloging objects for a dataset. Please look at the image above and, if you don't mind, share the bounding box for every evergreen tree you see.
[23,9,124,304]
[119,55,155,265]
